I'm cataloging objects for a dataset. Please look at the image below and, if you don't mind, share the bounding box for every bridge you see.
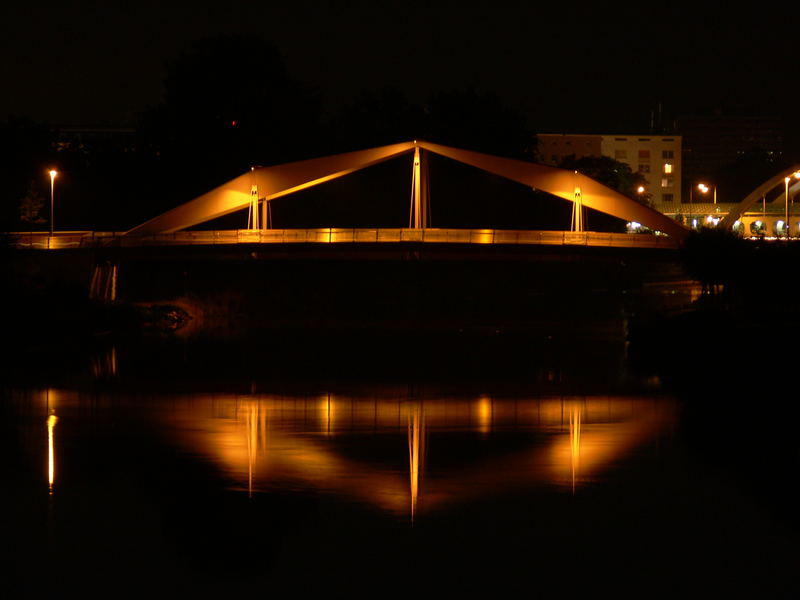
[719,166,800,237]
[8,140,689,251]
[6,141,697,320]
[16,142,800,247]
[654,166,800,238]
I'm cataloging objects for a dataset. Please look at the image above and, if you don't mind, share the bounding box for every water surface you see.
[4,365,799,598]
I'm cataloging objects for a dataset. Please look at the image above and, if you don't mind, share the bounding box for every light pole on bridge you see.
[48,169,58,236]
[784,172,800,239]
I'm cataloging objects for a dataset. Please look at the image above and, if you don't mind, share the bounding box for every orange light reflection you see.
[133,394,678,519]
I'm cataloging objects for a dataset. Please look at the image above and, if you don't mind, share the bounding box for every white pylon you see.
[249,184,260,230]
[571,180,583,232]
[409,145,429,229]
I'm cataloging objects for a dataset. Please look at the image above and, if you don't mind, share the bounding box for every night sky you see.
[3,2,797,132]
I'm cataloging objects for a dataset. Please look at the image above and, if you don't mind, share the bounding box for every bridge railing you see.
[5,228,680,249]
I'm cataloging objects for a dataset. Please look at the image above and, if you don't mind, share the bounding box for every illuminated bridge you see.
[720,166,800,237]
[10,140,689,251]
[655,166,800,238]
[8,142,695,322]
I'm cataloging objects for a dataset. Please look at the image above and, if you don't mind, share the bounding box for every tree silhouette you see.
[18,181,47,225]
[331,87,425,152]
[138,34,323,213]
[0,117,54,230]
[558,154,650,203]
[423,88,536,160]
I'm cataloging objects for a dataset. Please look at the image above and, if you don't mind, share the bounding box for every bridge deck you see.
[7,228,680,250]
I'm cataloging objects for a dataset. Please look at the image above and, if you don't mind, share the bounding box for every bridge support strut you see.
[248,184,260,230]
[571,182,583,232]
[409,145,429,229]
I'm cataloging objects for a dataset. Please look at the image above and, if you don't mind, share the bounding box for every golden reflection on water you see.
[47,413,58,494]
[91,345,118,379]
[569,402,581,494]
[477,395,492,435]
[408,405,426,523]
[161,393,677,519]
[44,388,60,495]
[33,389,677,519]
[243,402,262,498]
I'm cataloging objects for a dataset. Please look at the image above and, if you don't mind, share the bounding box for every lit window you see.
[661,177,674,188]
[664,163,673,174]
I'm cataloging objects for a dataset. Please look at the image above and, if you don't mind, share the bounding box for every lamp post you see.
[784,172,800,239]
[48,169,58,236]
[698,182,716,204]
[688,183,708,230]
[688,182,714,229]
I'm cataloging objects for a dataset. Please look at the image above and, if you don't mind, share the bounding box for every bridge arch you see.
[126,141,689,239]
[720,166,800,231]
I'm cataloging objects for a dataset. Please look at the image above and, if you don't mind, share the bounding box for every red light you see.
[231,120,237,127]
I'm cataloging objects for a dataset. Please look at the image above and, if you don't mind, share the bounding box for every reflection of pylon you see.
[569,403,582,495]
[408,406,426,523]
[243,402,267,498]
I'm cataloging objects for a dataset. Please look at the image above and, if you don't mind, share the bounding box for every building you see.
[537,133,683,213]
[675,113,783,191]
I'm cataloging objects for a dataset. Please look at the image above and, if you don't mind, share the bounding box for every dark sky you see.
[2,2,797,132]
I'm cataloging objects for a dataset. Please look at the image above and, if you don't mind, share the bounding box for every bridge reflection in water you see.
[40,389,677,521]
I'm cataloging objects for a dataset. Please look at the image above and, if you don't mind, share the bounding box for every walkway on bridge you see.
[9,228,682,250]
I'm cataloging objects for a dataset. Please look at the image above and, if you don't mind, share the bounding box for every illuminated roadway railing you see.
[6,229,681,250]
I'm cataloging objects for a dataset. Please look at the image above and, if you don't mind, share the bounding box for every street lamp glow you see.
[637,186,645,194]
[697,182,717,204]
[784,173,800,239]
[48,169,58,236]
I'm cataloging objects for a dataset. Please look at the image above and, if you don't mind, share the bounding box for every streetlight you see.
[688,182,714,229]
[784,171,800,239]
[48,169,58,236]
[697,182,716,204]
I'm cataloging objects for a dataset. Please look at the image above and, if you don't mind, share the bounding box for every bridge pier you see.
[89,261,118,302]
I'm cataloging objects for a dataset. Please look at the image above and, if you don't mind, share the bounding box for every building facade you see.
[537,133,683,212]
[675,114,783,191]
